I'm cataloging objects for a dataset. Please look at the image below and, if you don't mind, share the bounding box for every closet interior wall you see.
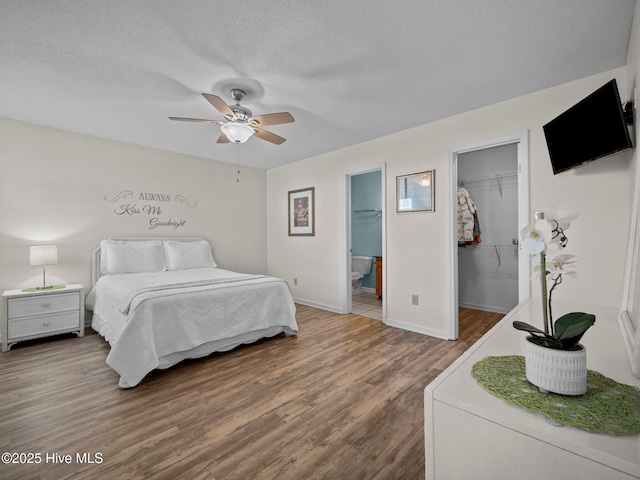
[458,144,519,314]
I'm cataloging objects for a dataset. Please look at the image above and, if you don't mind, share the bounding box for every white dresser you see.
[424,299,640,480]
[1,284,84,352]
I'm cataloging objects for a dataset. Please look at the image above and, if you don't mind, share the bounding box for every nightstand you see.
[1,284,84,352]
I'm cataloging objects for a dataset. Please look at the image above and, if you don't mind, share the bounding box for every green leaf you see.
[512,321,545,336]
[513,321,564,348]
[553,312,596,350]
[527,335,564,349]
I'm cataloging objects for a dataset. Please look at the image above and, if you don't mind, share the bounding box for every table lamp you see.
[30,245,59,290]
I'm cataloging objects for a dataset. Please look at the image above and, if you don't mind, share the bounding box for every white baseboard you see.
[292,297,451,340]
[292,297,344,314]
[458,301,511,315]
[384,317,450,340]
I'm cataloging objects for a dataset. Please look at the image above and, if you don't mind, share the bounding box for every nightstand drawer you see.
[7,292,80,319]
[8,311,80,339]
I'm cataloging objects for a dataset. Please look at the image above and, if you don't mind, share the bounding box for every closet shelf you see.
[475,243,518,249]
[458,171,517,198]
[462,243,519,267]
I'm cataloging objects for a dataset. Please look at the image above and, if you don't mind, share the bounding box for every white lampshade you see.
[30,245,58,266]
[221,122,254,144]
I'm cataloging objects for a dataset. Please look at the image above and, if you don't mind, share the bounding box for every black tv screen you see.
[543,79,633,175]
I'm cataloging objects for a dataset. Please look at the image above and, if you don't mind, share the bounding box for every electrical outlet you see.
[412,294,419,305]
[293,278,298,286]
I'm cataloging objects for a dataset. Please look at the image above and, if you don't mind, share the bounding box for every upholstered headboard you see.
[91,236,205,286]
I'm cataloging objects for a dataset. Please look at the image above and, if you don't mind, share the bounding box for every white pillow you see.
[101,240,165,274]
[163,240,216,270]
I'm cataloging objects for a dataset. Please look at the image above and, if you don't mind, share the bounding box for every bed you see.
[85,236,298,388]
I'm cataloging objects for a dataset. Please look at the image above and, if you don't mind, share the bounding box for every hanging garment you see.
[457,187,477,243]
[472,211,483,244]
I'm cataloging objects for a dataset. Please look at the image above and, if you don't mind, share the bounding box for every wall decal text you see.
[104,190,197,230]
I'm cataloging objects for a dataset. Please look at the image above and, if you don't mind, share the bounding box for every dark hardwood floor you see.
[0,306,502,480]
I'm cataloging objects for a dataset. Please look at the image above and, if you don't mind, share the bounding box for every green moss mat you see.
[471,355,640,436]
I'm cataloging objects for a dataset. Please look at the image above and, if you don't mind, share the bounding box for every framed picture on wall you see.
[396,170,435,213]
[288,187,315,236]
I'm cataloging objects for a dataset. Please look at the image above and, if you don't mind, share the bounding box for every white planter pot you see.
[525,337,587,395]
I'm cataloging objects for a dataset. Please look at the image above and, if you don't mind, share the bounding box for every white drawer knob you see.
[43,322,50,327]
[42,303,50,308]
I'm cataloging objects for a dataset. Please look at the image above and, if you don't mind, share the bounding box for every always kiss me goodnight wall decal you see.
[103,190,198,230]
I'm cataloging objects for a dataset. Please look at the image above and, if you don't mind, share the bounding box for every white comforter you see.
[86,267,297,388]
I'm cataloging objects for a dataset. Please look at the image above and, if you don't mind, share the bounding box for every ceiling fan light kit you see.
[170,88,294,145]
[221,122,254,143]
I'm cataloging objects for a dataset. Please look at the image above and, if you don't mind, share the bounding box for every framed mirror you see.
[396,170,435,213]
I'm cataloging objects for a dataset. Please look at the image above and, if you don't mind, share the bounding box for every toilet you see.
[352,256,373,295]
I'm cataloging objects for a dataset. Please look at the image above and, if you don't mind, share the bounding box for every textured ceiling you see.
[0,1,636,169]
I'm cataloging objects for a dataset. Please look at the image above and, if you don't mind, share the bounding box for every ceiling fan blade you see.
[202,93,236,120]
[253,127,286,145]
[216,132,230,144]
[169,116,223,124]
[250,112,295,126]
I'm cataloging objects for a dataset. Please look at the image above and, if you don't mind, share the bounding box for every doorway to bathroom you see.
[449,132,529,339]
[345,165,386,320]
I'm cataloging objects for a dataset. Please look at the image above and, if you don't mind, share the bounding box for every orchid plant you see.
[513,206,595,350]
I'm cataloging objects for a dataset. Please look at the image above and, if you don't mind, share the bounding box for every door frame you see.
[344,163,387,320]
[448,131,529,339]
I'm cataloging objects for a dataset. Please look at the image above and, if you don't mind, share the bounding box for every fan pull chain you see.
[236,143,241,183]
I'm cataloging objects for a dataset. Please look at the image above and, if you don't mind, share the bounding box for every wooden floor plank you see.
[0,305,502,479]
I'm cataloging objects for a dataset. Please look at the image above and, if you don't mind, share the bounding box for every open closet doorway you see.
[344,165,386,321]
[448,132,529,339]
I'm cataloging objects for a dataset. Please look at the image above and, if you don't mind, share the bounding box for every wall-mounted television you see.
[543,79,633,175]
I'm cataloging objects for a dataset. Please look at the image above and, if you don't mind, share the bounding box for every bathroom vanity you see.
[375,256,382,298]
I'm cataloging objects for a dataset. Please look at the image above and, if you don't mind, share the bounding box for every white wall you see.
[619,0,640,360]
[625,0,640,205]
[267,67,633,338]
[0,119,267,293]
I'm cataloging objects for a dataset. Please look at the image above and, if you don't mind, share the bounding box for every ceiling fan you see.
[169,88,294,145]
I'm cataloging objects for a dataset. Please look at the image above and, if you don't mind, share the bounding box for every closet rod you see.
[458,171,517,198]
[458,171,517,184]
[474,243,518,249]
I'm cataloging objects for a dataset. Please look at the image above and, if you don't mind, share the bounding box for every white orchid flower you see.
[520,219,553,254]
[520,206,583,336]
[547,254,577,276]
[543,205,578,247]
[547,204,579,227]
